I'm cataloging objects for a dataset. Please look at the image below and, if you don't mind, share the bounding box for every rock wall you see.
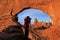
[0,0,60,40]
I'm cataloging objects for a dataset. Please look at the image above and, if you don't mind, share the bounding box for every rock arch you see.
[0,0,59,27]
[0,0,60,40]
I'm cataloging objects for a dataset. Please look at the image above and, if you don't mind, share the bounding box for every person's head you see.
[27,16,30,18]
[26,16,31,20]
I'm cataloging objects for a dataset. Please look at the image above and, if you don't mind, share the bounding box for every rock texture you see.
[0,0,60,40]
[0,25,24,40]
[34,18,38,24]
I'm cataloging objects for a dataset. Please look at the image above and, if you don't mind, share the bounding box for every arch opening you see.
[17,8,53,28]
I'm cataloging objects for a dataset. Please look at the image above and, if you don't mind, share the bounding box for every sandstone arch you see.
[0,0,60,40]
[0,0,59,27]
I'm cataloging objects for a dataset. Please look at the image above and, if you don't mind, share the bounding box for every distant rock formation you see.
[32,19,52,29]
[34,18,38,24]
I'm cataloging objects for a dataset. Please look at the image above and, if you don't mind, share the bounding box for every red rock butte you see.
[0,0,60,40]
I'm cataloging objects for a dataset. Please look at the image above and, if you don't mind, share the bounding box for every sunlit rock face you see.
[0,0,60,40]
[34,18,38,25]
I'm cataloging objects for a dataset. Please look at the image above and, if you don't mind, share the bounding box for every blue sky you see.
[17,8,53,24]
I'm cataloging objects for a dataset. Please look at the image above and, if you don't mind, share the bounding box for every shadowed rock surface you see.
[0,25,24,40]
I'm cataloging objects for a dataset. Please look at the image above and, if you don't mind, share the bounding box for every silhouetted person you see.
[24,16,31,40]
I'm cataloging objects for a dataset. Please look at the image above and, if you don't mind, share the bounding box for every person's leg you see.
[26,28,29,38]
[25,27,29,40]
